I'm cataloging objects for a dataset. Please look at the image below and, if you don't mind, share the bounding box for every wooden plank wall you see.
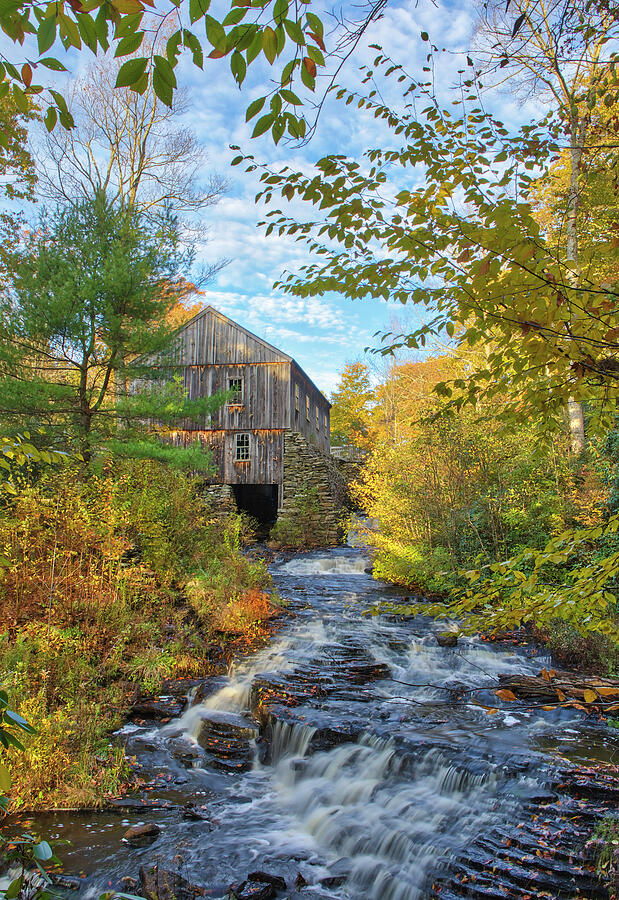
[182,362,291,431]
[289,361,331,453]
[171,429,284,485]
[172,310,287,366]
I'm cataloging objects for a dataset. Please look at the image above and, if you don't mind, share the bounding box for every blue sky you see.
[170,0,483,394]
[10,0,534,396]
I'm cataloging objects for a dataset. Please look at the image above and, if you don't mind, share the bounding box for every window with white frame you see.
[228,377,244,403]
[235,432,250,461]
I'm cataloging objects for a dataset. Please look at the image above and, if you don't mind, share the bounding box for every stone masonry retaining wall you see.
[276,430,348,546]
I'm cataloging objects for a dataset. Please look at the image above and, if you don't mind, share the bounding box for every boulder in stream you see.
[123,823,161,844]
[230,880,276,899]
[139,866,206,900]
[436,632,458,647]
[195,711,259,773]
[247,872,287,891]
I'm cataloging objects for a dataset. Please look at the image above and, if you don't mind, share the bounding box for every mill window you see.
[316,408,320,430]
[306,396,310,420]
[228,377,244,403]
[235,432,250,461]
[295,384,300,412]
[324,413,328,432]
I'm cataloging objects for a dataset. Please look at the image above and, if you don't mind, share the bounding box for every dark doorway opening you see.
[232,483,279,526]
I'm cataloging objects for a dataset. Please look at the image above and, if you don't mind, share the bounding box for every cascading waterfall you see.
[46,546,604,900]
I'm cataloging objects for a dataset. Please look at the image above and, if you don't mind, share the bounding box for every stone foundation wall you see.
[201,482,236,514]
[274,431,348,547]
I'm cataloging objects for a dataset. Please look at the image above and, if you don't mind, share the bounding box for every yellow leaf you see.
[583,689,597,703]
[494,689,517,702]
[596,687,619,698]
[0,762,11,792]
[556,689,566,702]
[541,668,550,682]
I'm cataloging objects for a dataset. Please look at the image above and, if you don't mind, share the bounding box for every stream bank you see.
[16,547,618,899]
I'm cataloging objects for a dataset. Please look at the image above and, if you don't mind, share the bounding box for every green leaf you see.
[114,32,144,56]
[230,50,246,85]
[246,29,263,64]
[262,26,277,64]
[76,12,98,51]
[38,57,67,71]
[189,0,210,23]
[152,68,173,106]
[272,115,285,144]
[94,6,109,51]
[245,95,265,121]
[280,88,301,104]
[222,7,247,25]
[153,54,177,88]
[300,60,315,90]
[273,0,289,24]
[115,57,148,88]
[5,876,22,900]
[183,30,204,68]
[11,84,28,114]
[33,841,53,862]
[284,18,305,45]
[204,15,226,52]
[305,11,323,38]
[38,16,57,55]
[252,112,275,137]
[4,709,34,732]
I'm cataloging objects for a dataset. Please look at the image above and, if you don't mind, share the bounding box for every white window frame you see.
[228,376,244,405]
[235,432,250,461]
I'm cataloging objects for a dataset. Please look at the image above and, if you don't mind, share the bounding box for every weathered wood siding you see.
[172,429,284,485]
[167,307,290,366]
[136,305,330,486]
[289,361,330,453]
[182,362,291,431]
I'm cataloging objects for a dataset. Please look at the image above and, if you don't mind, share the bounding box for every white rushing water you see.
[277,552,369,575]
[62,547,584,900]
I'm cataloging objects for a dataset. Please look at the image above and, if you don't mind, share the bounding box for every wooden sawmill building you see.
[159,305,331,521]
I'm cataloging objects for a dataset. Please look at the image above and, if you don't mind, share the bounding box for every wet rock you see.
[120,877,139,892]
[231,881,276,900]
[319,874,347,888]
[436,632,458,647]
[247,872,286,891]
[195,711,259,772]
[294,873,308,889]
[169,738,205,768]
[124,822,161,843]
[182,803,211,821]
[130,697,185,720]
[52,876,80,890]
[139,865,205,900]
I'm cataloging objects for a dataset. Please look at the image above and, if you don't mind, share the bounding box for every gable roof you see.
[179,304,330,405]
[180,305,293,363]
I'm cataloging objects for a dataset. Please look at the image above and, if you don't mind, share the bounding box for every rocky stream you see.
[22,547,619,899]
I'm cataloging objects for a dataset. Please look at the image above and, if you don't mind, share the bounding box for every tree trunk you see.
[566,115,586,454]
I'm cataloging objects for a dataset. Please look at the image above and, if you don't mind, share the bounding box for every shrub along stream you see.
[0,458,280,811]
